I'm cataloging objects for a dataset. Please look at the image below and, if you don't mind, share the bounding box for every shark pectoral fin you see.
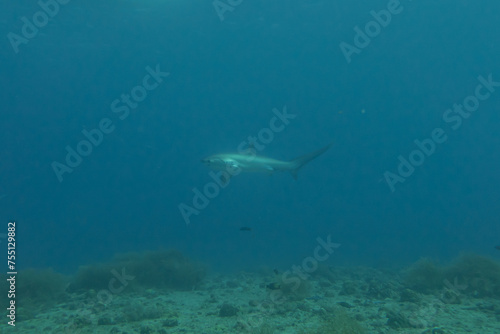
[264,165,276,175]
[225,161,239,169]
[220,173,231,186]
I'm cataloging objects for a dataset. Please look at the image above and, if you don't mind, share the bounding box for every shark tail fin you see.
[289,143,332,180]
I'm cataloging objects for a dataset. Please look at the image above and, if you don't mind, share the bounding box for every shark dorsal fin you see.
[244,142,257,155]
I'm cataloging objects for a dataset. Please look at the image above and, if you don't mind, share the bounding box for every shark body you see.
[202,143,331,180]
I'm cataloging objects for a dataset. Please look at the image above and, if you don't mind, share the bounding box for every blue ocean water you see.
[1,0,499,279]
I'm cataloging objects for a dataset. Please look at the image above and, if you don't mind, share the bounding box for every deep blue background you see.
[0,0,499,274]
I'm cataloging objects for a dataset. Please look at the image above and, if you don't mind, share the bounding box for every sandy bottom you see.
[11,266,500,334]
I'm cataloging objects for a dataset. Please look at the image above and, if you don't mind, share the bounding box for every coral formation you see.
[403,254,500,298]
[68,249,206,292]
[16,268,68,307]
[403,258,444,293]
[301,307,366,334]
[443,253,500,298]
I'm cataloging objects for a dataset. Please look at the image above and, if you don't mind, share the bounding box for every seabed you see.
[8,260,500,334]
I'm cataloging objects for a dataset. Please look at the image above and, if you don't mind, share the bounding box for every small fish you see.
[337,301,353,308]
[495,245,500,251]
[240,227,252,232]
[307,295,324,301]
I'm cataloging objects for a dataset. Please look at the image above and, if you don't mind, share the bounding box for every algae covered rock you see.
[219,303,239,317]
[68,249,206,292]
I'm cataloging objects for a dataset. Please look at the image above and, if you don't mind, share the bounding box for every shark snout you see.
[201,157,215,166]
